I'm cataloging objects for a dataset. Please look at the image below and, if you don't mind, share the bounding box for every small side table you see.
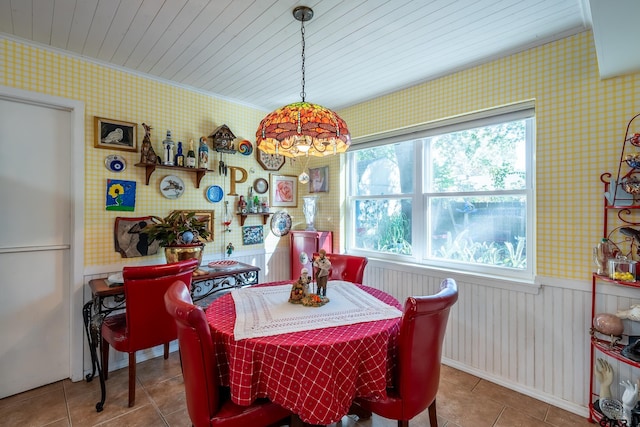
[83,262,260,412]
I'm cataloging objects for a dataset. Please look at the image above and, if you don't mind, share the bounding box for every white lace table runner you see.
[231,281,402,340]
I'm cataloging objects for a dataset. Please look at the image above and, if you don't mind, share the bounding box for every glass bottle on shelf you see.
[594,238,619,276]
[186,139,196,168]
[174,141,184,167]
[162,130,175,166]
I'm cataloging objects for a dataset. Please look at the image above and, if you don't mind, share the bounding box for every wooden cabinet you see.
[290,231,332,280]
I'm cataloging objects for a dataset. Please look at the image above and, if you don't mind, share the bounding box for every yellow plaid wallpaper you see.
[3,30,640,279]
[341,31,640,280]
[0,37,312,266]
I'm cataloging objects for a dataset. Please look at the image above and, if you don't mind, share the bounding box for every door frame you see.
[0,85,85,382]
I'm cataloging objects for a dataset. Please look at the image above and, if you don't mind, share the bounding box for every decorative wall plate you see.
[270,210,292,237]
[206,185,224,202]
[238,139,253,155]
[160,175,185,199]
[105,154,126,172]
[208,260,238,269]
[253,178,268,194]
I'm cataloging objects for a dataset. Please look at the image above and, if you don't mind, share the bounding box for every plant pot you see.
[164,243,204,266]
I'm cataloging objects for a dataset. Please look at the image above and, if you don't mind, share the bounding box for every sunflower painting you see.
[106,179,136,211]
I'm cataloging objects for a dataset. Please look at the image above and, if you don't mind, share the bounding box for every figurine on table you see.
[289,268,311,303]
[313,249,331,297]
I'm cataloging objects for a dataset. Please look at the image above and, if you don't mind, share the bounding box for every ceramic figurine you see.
[198,136,209,169]
[595,358,613,399]
[618,305,640,321]
[140,123,159,164]
[313,249,331,296]
[621,380,638,423]
[289,268,311,303]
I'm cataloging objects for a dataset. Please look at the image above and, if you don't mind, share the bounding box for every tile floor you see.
[0,352,592,427]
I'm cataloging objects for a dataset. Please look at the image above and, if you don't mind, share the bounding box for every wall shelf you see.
[135,163,207,188]
[237,213,271,226]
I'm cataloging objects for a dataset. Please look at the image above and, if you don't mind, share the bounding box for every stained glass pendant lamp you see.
[256,6,350,158]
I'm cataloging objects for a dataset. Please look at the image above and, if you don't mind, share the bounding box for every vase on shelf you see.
[302,196,319,231]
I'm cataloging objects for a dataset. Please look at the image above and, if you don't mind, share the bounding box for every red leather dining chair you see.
[313,253,368,284]
[350,278,458,427]
[164,281,291,427]
[101,258,199,407]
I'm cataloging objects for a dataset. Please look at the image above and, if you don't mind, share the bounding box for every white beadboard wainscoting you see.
[363,258,640,418]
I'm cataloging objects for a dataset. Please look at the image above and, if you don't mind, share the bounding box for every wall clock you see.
[256,149,285,171]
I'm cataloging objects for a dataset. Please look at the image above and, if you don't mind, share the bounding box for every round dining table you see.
[205,281,402,425]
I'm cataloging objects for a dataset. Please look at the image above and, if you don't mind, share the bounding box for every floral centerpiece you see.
[141,211,210,270]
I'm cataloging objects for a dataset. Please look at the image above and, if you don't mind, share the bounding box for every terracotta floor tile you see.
[0,380,64,410]
[163,407,192,427]
[545,405,593,427]
[0,358,591,427]
[0,388,67,427]
[494,406,555,427]
[144,375,187,416]
[472,379,549,421]
[98,403,167,427]
[135,351,182,387]
[436,378,503,427]
[440,365,481,391]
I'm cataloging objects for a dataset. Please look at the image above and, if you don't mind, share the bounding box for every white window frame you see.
[346,102,535,281]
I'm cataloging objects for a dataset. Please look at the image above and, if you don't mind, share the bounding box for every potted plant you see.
[142,211,210,265]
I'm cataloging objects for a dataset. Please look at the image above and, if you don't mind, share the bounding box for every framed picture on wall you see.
[309,166,329,193]
[95,117,137,152]
[242,225,264,245]
[171,210,215,242]
[270,174,297,207]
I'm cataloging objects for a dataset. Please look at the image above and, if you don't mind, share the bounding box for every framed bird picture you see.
[95,117,137,152]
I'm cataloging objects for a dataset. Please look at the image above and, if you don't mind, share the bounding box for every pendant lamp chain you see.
[300,17,306,102]
[255,6,351,158]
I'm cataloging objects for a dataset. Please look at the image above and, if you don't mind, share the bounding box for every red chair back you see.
[397,278,458,419]
[123,259,198,352]
[165,281,292,427]
[164,281,220,427]
[313,253,368,284]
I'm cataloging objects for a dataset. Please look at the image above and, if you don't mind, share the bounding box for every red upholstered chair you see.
[313,253,368,284]
[164,281,291,427]
[101,258,199,407]
[350,278,458,427]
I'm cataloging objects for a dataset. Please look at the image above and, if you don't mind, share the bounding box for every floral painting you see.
[106,179,136,211]
[270,174,297,207]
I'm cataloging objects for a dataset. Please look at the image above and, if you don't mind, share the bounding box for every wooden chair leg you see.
[128,352,136,407]
[164,342,169,359]
[428,399,438,427]
[101,338,109,380]
[348,399,372,420]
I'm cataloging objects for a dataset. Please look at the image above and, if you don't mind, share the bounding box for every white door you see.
[0,96,72,398]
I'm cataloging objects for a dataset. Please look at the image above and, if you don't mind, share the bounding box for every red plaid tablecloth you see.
[206,282,401,425]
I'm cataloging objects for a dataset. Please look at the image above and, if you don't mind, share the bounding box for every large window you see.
[346,105,534,280]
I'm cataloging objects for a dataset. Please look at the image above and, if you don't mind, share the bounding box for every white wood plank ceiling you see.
[0,0,593,111]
